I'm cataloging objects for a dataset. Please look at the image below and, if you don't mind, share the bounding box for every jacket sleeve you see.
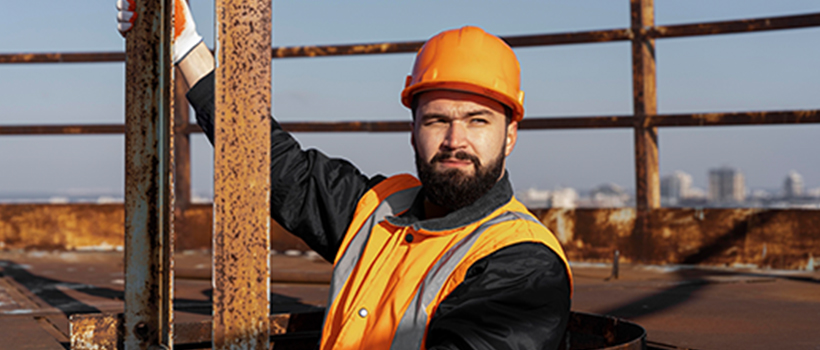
[186,71,385,262]
[426,242,571,350]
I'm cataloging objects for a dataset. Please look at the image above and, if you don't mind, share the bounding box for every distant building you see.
[548,187,578,209]
[661,171,693,205]
[589,183,630,207]
[517,187,578,209]
[518,188,550,208]
[708,167,745,204]
[784,171,804,199]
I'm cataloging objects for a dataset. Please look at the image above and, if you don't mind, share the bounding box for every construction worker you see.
[118,1,572,349]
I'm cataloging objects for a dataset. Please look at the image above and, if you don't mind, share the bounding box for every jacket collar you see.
[386,171,513,232]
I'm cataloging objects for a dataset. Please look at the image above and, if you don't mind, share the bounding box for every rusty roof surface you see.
[0,250,818,350]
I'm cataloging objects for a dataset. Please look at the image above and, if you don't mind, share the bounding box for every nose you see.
[442,121,468,150]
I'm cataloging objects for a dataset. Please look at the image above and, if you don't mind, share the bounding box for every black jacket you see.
[187,72,570,350]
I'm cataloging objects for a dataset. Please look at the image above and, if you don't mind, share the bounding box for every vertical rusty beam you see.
[213,0,272,348]
[123,0,174,348]
[174,69,192,237]
[631,0,659,261]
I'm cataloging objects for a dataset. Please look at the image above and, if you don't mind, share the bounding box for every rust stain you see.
[2,204,818,270]
[0,204,124,251]
[631,0,660,216]
[213,0,272,348]
[69,313,123,350]
[122,0,174,348]
[0,203,310,253]
[533,208,820,269]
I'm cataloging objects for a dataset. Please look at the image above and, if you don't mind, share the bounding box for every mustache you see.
[431,151,481,167]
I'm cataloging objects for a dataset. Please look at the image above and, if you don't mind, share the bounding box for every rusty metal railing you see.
[3,12,819,63]
[2,10,819,223]
[4,1,820,349]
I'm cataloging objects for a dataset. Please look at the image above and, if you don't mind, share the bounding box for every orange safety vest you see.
[320,174,572,350]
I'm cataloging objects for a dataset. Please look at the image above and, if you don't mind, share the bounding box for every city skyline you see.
[515,167,820,209]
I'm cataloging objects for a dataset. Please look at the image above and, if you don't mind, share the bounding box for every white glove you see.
[117,0,203,64]
[116,0,136,35]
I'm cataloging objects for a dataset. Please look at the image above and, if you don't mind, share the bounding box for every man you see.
[118,1,572,349]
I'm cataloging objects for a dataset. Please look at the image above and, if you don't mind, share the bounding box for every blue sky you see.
[0,0,818,198]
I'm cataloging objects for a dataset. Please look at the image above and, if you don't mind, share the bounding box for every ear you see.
[504,120,518,157]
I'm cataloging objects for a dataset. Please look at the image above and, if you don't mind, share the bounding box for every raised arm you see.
[117,0,383,261]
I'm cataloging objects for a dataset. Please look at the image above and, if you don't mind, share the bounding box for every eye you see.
[423,117,448,126]
[470,117,489,125]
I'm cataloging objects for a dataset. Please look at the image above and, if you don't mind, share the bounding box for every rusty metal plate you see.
[69,313,123,350]
[534,208,820,269]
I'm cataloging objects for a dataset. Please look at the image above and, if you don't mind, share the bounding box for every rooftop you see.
[1,250,818,349]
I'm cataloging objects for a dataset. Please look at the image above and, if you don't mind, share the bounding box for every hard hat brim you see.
[401,81,524,122]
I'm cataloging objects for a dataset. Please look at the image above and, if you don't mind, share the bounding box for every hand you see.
[116,0,136,36]
[116,0,204,64]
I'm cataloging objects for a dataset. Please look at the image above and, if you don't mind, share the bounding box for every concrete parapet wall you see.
[1,204,818,269]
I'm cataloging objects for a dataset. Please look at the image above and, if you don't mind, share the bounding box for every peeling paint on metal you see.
[122,0,174,348]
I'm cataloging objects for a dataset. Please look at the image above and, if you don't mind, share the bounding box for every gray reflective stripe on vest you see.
[390,211,541,350]
[325,185,421,317]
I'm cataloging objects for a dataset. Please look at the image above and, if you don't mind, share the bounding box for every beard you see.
[415,147,505,212]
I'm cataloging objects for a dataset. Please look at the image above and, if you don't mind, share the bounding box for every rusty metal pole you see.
[213,0,272,348]
[123,0,174,348]
[631,0,659,262]
[174,70,192,236]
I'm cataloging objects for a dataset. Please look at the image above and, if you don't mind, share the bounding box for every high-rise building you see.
[784,171,804,199]
[661,171,693,204]
[708,167,745,204]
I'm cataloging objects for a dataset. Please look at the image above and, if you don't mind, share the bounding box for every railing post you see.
[123,0,174,348]
[631,0,659,262]
[213,0,272,348]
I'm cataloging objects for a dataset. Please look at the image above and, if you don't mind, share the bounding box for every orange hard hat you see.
[401,26,525,122]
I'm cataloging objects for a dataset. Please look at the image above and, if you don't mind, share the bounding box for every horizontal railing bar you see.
[2,12,817,64]
[3,110,818,136]
[647,13,820,39]
[520,116,635,129]
[646,110,820,127]
[0,124,125,135]
[271,28,635,59]
[0,52,125,64]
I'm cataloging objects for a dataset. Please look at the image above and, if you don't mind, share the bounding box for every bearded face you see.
[411,90,518,213]
[415,145,505,211]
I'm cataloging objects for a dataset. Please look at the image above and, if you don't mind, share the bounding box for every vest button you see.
[405,233,414,243]
[358,308,368,318]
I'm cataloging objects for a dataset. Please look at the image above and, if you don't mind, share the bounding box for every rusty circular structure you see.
[263,311,649,350]
[561,312,646,350]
